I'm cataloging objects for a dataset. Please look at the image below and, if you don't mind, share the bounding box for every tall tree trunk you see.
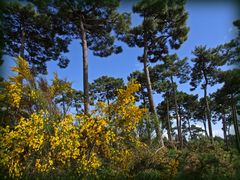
[222,108,228,150]
[146,116,152,145]
[203,72,213,143]
[231,94,240,153]
[203,118,209,137]
[143,24,163,147]
[142,90,151,144]
[80,18,89,115]
[166,96,172,142]
[170,76,183,148]
[187,119,193,140]
[179,111,183,147]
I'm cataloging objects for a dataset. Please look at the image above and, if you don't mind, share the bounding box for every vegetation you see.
[0,0,239,179]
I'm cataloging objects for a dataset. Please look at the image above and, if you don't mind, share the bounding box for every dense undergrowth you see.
[0,57,240,179]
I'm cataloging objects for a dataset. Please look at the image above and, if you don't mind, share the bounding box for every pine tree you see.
[218,69,240,152]
[151,54,190,148]
[211,89,231,150]
[190,45,225,143]
[47,0,130,114]
[2,1,71,75]
[122,0,189,146]
[90,76,124,105]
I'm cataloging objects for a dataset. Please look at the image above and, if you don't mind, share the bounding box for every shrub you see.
[0,57,146,178]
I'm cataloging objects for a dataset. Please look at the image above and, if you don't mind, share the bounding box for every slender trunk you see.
[142,90,151,144]
[80,18,89,115]
[146,117,152,145]
[203,72,213,143]
[203,119,209,137]
[222,108,228,150]
[179,112,183,147]
[231,94,240,153]
[188,119,193,140]
[166,96,172,142]
[227,123,231,139]
[170,76,183,148]
[143,23,163,147]
[143,46,155,114]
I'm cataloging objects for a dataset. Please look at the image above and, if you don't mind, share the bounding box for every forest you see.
[0,0,240,179]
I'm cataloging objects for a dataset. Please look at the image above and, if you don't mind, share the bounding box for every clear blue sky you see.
[1,0,238,136]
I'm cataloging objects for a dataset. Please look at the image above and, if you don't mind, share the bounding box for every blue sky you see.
[1,0,238,136]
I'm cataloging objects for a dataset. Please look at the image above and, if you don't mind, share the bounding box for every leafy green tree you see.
[49,0,130,114]
[123,0,189,146]
[152,54,190,148]
[2,1,70,75]
[218,69,240,152]
[90,76,124,105]
[157,91,174,144]
[175,91,198,141]
[72,90,84,114]
[151,66,173,144]
[221,19,240,66]
[210,89,231,150]
[190,45,225,143]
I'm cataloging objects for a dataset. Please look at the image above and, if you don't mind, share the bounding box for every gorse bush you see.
[0,57,146,178]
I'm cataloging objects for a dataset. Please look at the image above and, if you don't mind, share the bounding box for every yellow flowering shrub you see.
[3,56,37,111]
[0,57,146,178]
[4,56,29,108]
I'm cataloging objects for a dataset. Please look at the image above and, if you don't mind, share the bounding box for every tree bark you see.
[179,111,183,146]
[170,76,183,148]
[231,94,240,153]
[203,118,209,138]
[142,90,152,144]
[187,119,193,140]
[222,108,228,150]
[80,18,89,115]
[166,96,172,142]
[203,72,213,143]
[143,22,163,147]
[204,87,213,143]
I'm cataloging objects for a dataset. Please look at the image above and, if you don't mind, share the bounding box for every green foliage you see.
[134,169,162,180]
[129,146,180,179]
[52,0,130,57]
[176,138,240,180]
[190,45,226,90]
[123,0,189,62]
[2,1,70,74]
[90,76,124,104]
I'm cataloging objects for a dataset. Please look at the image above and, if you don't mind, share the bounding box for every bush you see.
[129,146,180,179]
[176,138,239,180]
[0,57,146,178]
